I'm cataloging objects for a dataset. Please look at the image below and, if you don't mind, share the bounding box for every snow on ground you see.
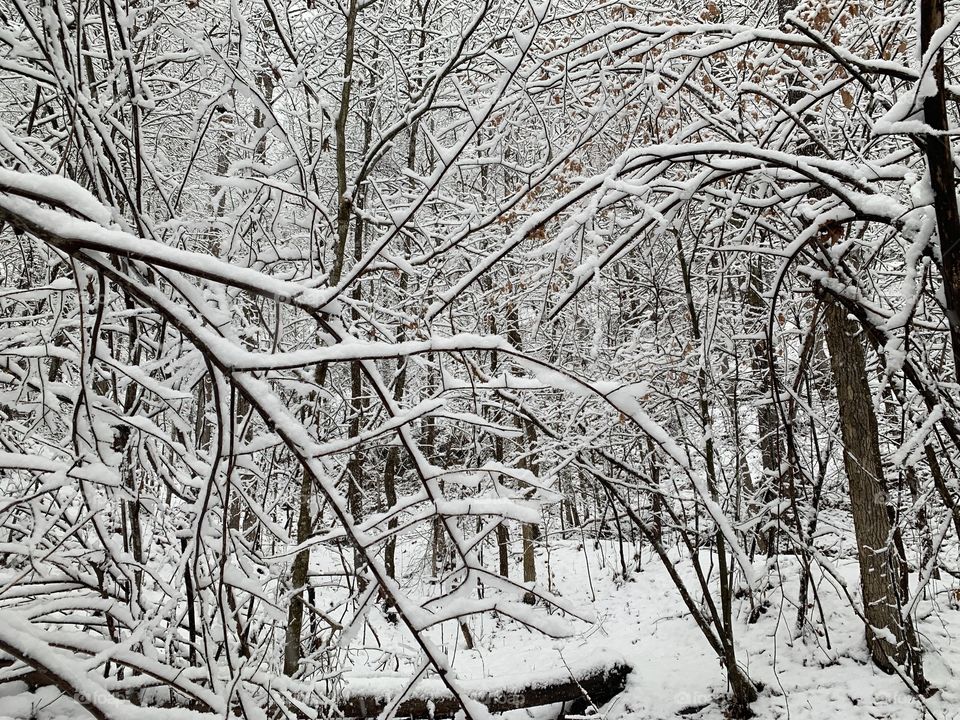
[2,528,959,719]
[361,529,960,720]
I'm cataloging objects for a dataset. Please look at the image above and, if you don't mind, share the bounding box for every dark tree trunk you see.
[283,466,314,676]
[383,446,400,579]
[496,522,510,578]
[824,302,919,679]
[746,258,780,555]
[920,0,960,379]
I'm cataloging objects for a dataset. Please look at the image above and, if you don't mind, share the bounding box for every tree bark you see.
[823,302,915,676]
[920,0,960,380]
[283,466,314,676]
[505,297,539,599]
[285,0,361,674]
[746,258,780,556]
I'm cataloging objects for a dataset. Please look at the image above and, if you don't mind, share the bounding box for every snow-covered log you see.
[337,655,631,718]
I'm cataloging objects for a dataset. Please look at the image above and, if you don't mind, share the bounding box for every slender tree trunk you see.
[920,0,960,380]
[383,444,400,580]
[330,0,359,287]
[285,0,360,675]
[676,235,756,716]
[905,466,936,580]
[383,5,427,577]
[746,258,780,556]
[488,317,512,578]
[521,523,537,604]
[284,465,314,676]
[495,522,510,579]
[505,298,539,599]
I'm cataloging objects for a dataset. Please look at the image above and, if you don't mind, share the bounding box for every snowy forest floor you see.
[2,526,959,720]
[350,521,960,720]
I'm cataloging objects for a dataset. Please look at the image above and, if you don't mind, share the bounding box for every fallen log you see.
[338,650,631,718]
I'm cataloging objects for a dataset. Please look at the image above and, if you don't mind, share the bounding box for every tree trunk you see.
[505,298,539,598]
[676,234,757,717]
[285,0,361,674]
[283,466,314,676]
[920,0,960,380]
[823,302,917,678]
[496,522,510,578]
[746,258,780,556]
[522,522,537,604]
